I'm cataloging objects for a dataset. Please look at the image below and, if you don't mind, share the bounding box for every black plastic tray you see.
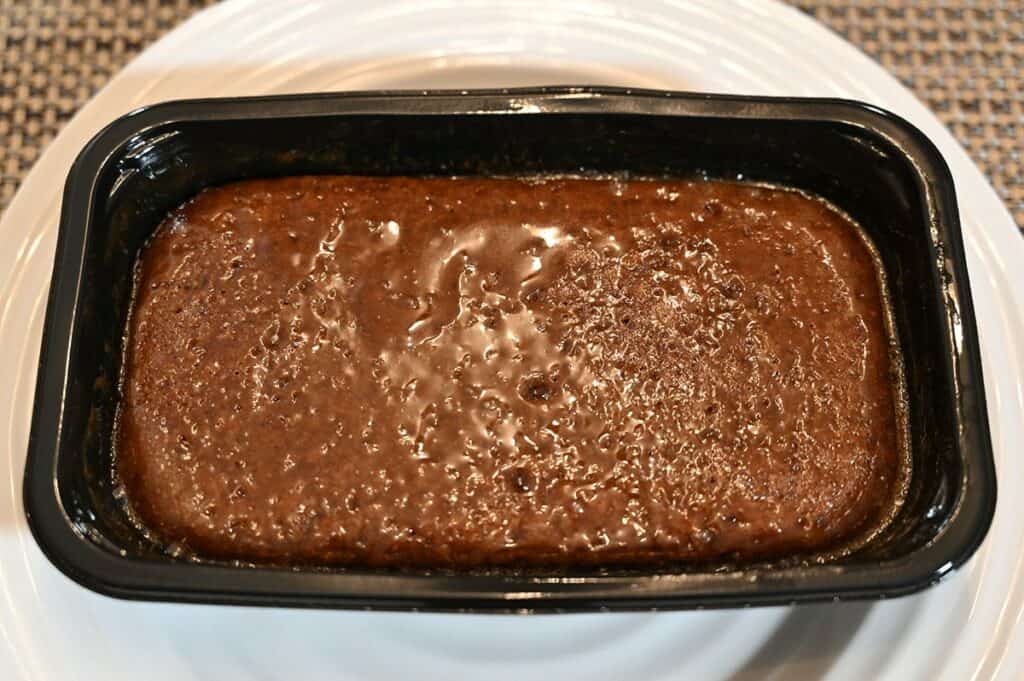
[23,87,996,611]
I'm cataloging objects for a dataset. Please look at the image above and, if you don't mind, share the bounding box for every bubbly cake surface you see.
[117,175,902,566]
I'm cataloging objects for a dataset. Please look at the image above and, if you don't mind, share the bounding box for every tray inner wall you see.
[59,111,958,573]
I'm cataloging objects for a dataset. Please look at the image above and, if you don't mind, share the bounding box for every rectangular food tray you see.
[23,87,996,611]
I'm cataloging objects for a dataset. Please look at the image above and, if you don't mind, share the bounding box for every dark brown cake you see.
[116,175,904,567]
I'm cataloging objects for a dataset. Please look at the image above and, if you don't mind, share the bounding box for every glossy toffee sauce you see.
[115,176,907,567]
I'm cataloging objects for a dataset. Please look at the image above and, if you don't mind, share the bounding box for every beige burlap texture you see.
[2,1,1021,229]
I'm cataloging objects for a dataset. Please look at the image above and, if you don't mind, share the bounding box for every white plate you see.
[2,1,1022,678]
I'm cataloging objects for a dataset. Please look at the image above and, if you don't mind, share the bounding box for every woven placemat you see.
[2,0,1021,230]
